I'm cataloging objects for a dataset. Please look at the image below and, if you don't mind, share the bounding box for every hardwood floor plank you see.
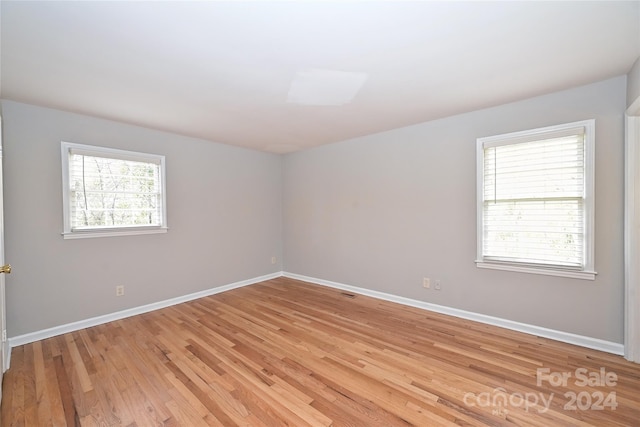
[3,278,640,426]
[163,370,220,426]
[40,340,68,426]
[164,398,212,427]
[22,342,39,426]
[309,369,431,427]
[3,345,23,426]
[33,340,53,425]
[53,355,80,427]
[63,334,93,394]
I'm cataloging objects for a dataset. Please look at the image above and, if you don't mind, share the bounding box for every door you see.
[0,116,9,401]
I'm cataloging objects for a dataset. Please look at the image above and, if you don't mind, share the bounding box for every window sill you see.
[475,261,597,280]
[62,227,168,240]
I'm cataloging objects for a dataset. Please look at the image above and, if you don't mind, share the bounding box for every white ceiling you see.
[1,1,639,153]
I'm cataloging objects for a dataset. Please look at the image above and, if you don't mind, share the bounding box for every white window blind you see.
[476,120,595,279]
[62,142,167,239]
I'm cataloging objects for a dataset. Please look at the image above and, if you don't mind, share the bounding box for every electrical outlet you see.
[116,285,125,297]
[435,280,442,291]
[423,278,430,289]
[271,256,277,265]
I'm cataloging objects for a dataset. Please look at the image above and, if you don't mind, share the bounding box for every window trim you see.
[61,141,168,239]
[475,120,596,280]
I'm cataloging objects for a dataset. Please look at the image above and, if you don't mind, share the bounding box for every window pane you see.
[478,121,592,273]
[69,154,163,229]
[483,199,583,267]
[484,136,584,201]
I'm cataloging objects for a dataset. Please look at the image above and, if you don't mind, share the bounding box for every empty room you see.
[1,1,640,426]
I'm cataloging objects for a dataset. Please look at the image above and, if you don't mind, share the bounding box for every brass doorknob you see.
[0,264,11,274]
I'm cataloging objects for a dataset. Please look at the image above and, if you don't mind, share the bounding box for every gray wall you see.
[2,100,283,337]
[283,76,626,343]
[1,76,629,343]
[628,57,640,108]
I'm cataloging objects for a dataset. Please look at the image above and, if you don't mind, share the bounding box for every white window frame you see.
[476,120,596,280]
[61,142,168,239]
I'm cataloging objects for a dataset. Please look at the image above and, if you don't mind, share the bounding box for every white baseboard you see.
[283,272,625,356]
[7,272,283,357]
[6,270,625,371]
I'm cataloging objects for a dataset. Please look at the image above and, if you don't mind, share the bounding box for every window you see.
[61,142,167,239]
[476,120,595,280]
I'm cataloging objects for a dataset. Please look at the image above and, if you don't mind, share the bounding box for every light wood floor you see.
[2,277,640,426]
